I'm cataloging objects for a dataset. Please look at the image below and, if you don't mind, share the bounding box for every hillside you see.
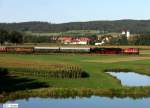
[1,20,150,33]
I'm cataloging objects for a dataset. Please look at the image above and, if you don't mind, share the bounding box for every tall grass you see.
[8,65,89,78]
[0,57,89,78]
[1,87,150,103]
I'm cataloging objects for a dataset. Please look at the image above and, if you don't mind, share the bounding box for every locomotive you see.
[0,46,139,55]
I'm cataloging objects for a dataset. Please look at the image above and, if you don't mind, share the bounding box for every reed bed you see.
[8,65,89,78]
[1,87,150,103]
[0,56,89,78]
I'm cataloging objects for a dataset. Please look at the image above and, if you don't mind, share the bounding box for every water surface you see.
[0,96,150,108]
[107,72,150,86]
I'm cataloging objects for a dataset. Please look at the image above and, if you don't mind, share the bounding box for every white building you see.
[122,30,130,39]
[122,31,126,35]
[95,41,104,46]
[126,30,130,39]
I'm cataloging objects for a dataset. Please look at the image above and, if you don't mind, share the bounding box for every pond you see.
[0,96,150,108]
[107,72,150,86]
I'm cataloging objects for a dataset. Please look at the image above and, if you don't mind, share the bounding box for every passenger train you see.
[0,47,139,55]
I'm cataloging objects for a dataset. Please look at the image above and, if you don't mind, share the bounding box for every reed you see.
[7,65,89,78]
[1,87,150,103]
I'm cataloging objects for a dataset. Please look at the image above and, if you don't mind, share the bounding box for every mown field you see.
[0,49,150,101]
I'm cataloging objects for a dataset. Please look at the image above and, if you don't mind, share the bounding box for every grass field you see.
[1,53,150,88]
[0,49,150,101]
[28,30,101,36]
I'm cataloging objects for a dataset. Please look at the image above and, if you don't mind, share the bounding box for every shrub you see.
[0,68,8,76]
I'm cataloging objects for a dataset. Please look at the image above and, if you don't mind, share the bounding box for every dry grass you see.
[0,56,88,78]
[0,56,69,70]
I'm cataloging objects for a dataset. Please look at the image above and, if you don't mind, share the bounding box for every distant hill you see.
[1,20,150,33]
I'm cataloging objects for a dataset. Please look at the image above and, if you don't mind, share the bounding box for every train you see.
[0,47,139,55]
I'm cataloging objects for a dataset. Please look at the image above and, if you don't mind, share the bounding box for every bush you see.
[0,68,8,76]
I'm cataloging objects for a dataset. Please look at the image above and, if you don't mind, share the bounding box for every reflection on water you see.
[1,71,150,108]
[0,96,150,108]
[107,72,150,86]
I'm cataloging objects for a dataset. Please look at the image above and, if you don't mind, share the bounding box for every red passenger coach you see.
[0,46,140,55]
[0,47,6,52]
[122,48,139,54]
[6,47,34,53]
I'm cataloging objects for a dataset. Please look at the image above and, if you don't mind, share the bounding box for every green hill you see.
[1,20,150,33]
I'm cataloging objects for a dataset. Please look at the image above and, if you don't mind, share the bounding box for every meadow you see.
[0,49,150,101]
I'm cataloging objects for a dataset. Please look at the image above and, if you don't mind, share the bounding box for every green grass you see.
[1,52,150,101]
[28,30,101,37]
[1,53,150,89]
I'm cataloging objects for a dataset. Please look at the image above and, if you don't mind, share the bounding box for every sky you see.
[0,0,150,23]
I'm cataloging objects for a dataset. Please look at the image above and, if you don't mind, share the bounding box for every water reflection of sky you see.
[107,72,150,86]
[1,96,150,108]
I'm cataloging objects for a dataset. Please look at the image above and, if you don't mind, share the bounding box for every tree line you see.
[1,20,150,33]
[133,33,150,45]
[0,29,150,45]
[0,29,23,45]
[0,29,54,45]
[109,33,150,45]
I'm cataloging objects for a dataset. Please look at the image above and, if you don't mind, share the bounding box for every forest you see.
[0,19,150,45]
[1,20,150,33]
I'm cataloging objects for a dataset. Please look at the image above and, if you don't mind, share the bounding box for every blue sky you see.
[0,0,150,23]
